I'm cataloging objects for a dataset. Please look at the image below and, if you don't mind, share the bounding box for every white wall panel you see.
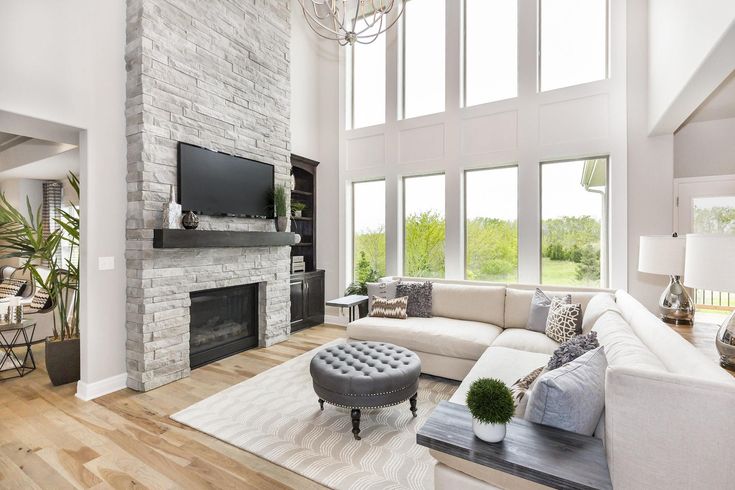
[539,94,609,146]
[347,133,386,169]
[398,123,445,164]
[460,111,518,156]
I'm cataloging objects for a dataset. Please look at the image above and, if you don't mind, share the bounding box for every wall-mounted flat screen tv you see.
[177,142,274,218]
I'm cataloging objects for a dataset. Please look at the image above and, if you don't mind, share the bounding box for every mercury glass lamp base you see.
[716,310,735,371]
[659,276,695,326]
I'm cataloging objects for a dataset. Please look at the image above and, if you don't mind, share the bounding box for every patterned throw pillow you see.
[0,278,26,299]
[369,296,408,319]
[510,366,545,416]
[396,281,433,318]
[527,288,572,332]
[547,331,599,370]
[545,297,583,343]
[28,288,52,311]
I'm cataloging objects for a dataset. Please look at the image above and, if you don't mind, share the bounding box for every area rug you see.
[172,339,458,490]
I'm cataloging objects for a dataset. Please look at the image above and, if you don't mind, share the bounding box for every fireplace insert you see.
[189,284,259,368]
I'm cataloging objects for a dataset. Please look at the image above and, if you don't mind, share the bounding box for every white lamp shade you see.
[638,235,686,276]
[683,234,735,292]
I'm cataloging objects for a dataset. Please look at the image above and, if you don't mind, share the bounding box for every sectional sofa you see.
[346,278,735,489]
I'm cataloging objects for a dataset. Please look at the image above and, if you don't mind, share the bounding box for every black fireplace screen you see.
[189,284,259,368]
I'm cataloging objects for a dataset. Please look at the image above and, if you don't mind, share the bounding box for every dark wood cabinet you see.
[290,270,325,332]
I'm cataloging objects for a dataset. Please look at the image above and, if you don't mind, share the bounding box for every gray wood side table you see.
[326,295,369,322]
[417,401,612,490]
[0,320,37,380]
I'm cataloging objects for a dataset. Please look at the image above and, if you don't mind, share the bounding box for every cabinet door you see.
[290,279,305,328]
[305,273,325,323]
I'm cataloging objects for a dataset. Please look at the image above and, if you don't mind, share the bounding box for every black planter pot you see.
[45,337,80,386]
[358,302,369,318]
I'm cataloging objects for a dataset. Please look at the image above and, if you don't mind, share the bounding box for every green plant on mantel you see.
[272,185,288,217]
[0,172,79,341]
[466,378,515,425]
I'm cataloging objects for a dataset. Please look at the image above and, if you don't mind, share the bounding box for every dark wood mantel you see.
[153,229,298,249]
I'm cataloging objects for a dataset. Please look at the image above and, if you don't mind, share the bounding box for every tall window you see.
[403,174,445,277]
[463,0,517,107]
[465,167,518,281]
[350,24,386,129]
[353,180,386,279]
[539,0,607,92]
[401,0,445,119]
[541,158,608,287]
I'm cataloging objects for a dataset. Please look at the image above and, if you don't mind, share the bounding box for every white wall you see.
[0,1,127,395]
[626,0,676,310]
[648,0,735,133]
[290,1,342,313]
[674,117,735,178]
[336,0,629,311]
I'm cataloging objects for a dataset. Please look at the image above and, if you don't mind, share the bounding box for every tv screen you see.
[178,142,274,218]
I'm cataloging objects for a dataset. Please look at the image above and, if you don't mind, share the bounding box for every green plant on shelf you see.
[466,378,514,425]
[291,201,306,214]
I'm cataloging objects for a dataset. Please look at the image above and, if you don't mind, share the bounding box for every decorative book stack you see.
[292,256,305,274]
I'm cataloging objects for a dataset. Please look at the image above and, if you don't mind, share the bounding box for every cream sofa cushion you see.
[347,316,502,361]
[450,346,550,405]
[504,288,599,329]
[432,283,506,327]
[592,310,666,371]
[491,328,560,355]
[581,292,619,334]
[615,290,735,382]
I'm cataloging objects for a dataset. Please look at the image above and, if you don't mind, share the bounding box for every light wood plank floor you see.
[0,324,344,489]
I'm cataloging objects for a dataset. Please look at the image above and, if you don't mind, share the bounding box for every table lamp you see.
[684,234,735,369]
[638,234,694,325]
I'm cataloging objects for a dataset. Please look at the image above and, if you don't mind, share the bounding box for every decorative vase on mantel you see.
[162,184,182,229]
[182,210,199,230]
[276,216,288,232]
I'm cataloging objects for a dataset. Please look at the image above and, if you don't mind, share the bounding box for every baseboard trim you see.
[76,372,128,401]
[324,314,347,327]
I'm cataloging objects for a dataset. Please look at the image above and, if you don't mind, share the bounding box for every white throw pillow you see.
[366,280,400,312]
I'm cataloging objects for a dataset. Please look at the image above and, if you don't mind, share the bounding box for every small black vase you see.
[182,210,199,229]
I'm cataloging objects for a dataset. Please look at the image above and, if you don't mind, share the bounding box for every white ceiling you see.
[0,131,30,152]
[686,70,735,125]
[0,131,79,180]
[0,147,80,180]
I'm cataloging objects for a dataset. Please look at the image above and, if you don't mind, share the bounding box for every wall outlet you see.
[98,256,115,271]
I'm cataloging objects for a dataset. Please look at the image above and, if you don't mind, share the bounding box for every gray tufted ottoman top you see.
[310,342,421,409]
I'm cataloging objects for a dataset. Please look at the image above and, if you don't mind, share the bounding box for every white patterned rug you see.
[172,340,458,490]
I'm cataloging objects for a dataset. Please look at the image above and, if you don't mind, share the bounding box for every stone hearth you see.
[124,0,291,391]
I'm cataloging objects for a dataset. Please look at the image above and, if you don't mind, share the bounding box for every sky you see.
[353,160,606,234]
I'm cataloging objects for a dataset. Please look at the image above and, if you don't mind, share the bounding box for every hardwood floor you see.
[0,324,345,489]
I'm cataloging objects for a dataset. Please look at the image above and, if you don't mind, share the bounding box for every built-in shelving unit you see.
[290,154,318,272]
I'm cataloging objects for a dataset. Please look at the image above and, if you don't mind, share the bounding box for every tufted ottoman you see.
[310,341,421,440]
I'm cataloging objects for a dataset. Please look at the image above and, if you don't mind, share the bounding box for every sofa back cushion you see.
[504,288,599,329]
[581,292,618,333]
[592,310,666,372]
[432,283,505,326]
[615,290,734,382]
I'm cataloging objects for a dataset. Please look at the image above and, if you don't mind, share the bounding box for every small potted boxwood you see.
[466,377,514,443]
[291,201,306,218]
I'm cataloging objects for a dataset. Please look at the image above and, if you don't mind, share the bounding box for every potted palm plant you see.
[0,173,79,385]
[273,185,288,232]
[466,377,515,443]
[344,251,379,318]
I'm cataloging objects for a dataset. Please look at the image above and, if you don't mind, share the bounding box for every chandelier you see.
[298,0,405,46]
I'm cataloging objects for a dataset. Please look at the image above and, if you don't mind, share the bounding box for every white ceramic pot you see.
[472,418,506,443]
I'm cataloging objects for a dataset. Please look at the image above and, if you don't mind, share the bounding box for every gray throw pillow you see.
[527,288,572,332]
[366,280,400,312]
[547,331,599,370]
[525,347,607,436]
[396,281,433,318]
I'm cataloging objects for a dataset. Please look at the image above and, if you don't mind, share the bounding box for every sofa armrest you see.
[605,366,735,489]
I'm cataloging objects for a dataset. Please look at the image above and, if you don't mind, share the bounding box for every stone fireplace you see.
[124,0,291,391]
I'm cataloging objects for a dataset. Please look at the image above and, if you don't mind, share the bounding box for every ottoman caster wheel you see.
[351,409,361,440]
[318,398,324,411]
